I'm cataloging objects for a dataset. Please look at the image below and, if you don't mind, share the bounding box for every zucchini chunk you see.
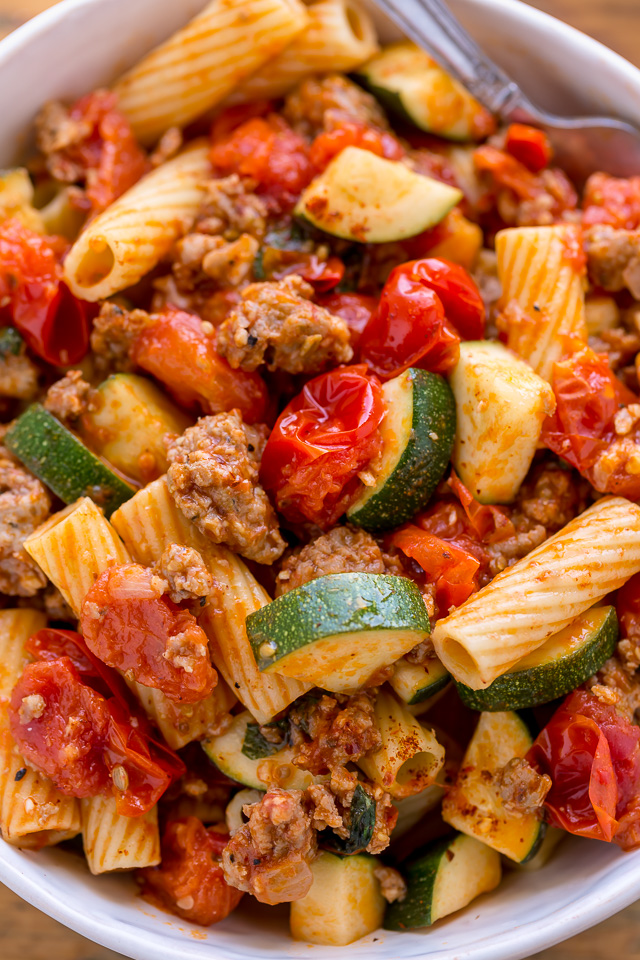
[80,373,191,485]
[201,712,313,791]
[456,606,618,711]
[295,146,462,244]
[0,326,24,357]
[319,783,376,855]
[449,340,556,503]
[246,573,431,693]
[384,832,501,930]
[347,368,456,531]
[5,404,134,518]
[389,656,450,705]
[290,851,385,946]
[393,779,446,840]
[442,711,545,863]
[354,42,495,142]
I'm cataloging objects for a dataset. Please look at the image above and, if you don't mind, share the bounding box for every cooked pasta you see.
[433,496,640,689]
[81,796,160,874]
[63,142,211,302]
[130,674,236,751]
[225,0,378,105]
[113,0,310,144]
[0,609,81,848]
[111,478,310,724]
[495,224,588,381]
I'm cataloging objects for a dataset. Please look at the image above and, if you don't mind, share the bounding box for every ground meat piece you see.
[588,656,640,722]
[43,370,95,426]
[172,232,258,290]
[166,411,285,564]
[276,524,399,596]
[216,274,352,374]
[222,787,317,904]
[584,225,640,299]
[589,327,640,372]
[405,638,436,665]
[90,302,154,374]
[472,249,502,333]
[0,344,39,400]
[495,168,579,228]
[306,779,397,854]
[291,692,381,775]
[283,74,389,139]
[513,465,589,533]
[0,458,50,595]
[153,543,215,604]
[306,782,349,836]
[497,757,551,816]
[374,864,407,903]
[35,100,91,181]
[194,175,267,241]
[485,522,547,576]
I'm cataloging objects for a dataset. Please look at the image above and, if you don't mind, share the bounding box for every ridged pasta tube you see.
[63,142,211,302]
[112,477,310,724]
[225,0,378,105]
[495,224,588,381]
[113,0,309,144]
[81,797,160,874]
[433,497,640,689]
[0,609,81,848]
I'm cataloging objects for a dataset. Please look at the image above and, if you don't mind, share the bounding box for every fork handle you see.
[372,0,528,116]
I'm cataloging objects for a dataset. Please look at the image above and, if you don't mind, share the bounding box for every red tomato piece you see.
[527,689,640,847]
[389,525,480,612]
[447,471,514,542]
[0,218,91,365]
[10,657,110,797]
[315,292,378,350]
[582,172,640,229]
[260,364,385,528]
[210,101,274,142]
[309,120,404,170]
[210,114,315,213]
[26,628,100,680]
[265,250,345,292]
[81,564,216,704]
[504,124,552,173]
[131,306,267,423]
[140,818,242,925]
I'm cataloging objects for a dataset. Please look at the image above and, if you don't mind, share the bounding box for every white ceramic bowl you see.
[1,1,640,957]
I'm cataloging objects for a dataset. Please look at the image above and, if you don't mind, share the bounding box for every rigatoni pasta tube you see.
[433,496,640,689]
[63,142,211,302]
[226,0,378,105]
[0,609,81,848]
[81,797,160,874]
[113,0,309,144]
[357,688,444,799]
[495,224,588,381]
[112,477,310,724]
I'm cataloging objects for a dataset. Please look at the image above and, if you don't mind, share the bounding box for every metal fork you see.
[371,0,640,184]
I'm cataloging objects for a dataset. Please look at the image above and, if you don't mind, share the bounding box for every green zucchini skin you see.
[456,606,618,712]
[347,369,456,532]
[390,656,450,705]
[385,834,452,930]
[319,783,375,855]
[0,326,24,357]
[5,404,135,518]
[246,572,431,672]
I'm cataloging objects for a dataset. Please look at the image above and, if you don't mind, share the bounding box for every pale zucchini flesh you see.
[390,656,450,705]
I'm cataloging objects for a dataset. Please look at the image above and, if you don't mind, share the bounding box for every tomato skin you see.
[582,172,640,229]
[315,292,378,349]
[264,250,345,292]
[10,657,111,797]
[26,627,98,679]
[504,124,552,173]
[210,114,314,213]
[309,120,404,170]
[527,689,640,847]
[81,564,216,704]
[140,818,242,926]
[0,218,91,365]
[389,525,480,611]
[131,307,267,423]
[359,258,486,379]
[260,364,385,528]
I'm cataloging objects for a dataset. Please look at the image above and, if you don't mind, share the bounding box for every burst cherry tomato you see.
[140,818,243,925]
[131,306,267,423]
[504,124,552,173]
[309,120,404,170]
[582,172,640,229]
[81,564,216,704]
[527,689,640,848]
[0,218,92,365]
[389,525,480,611]
[260,364,385,528]
[263,250,345,292]
[315,292,378,349]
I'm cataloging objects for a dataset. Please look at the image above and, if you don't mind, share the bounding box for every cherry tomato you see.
[583,172,640,229]
[210,114,315,213]
[309,120,404,170]
[26,627,98,679]
[140,818,243,925]
[315,292,378,349]
[504,124,552,173]
[131,306,267,423]
[262,250,345,292]
[81,564,216,704]
[389,525,480,612]
[359,258,485,379]
[447,470,514,542]
[0,218,92,365]
[260,364,385,528]
[527,689,640,847]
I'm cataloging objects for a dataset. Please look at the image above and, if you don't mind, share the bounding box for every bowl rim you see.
[1,0,640,958]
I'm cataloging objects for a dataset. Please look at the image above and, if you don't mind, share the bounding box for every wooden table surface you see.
[0,1,639,959]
